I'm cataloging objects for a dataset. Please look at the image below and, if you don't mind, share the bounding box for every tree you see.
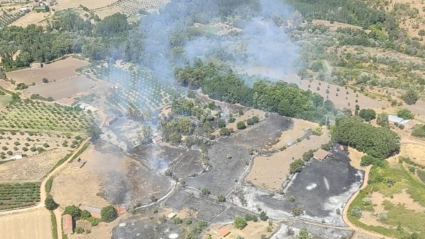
[259,211,268,221]
[64,205,82,220]
[419,29,425,36]
[296,228,312,239]
[217,119,226,128]
[358,109,376,122]
[401,89,419,105]
[42,78,49,83]
[45,195,58,210]
[217,194,226,202]
[233,217,247,229]
[81,210,92,219]
[137,125,152,144]
[236,121,246,129]
[397,108,414,119]
[302,150,314,161]
[376,112,389,127]
[101,205,118,222]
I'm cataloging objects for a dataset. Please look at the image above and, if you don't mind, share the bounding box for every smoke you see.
[94,0,303,208]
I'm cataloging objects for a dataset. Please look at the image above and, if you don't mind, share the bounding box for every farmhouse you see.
[78,103,98,113]
[211,225,231,238]
[56,98,76,107]
[388,115,419,129]
[81,205,101,218]
[313,149,329,161]
[62,214,73,234]
[167,212,176,219]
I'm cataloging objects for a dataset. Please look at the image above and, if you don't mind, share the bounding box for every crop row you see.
[0,182,41,210]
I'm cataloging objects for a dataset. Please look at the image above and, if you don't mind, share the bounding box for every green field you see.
[0,95,11,107]
[418,170,425,184]
[348,163,425,238]
[0,182,41,210]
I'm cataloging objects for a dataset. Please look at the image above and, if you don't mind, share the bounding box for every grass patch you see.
[0,182,41,210]
[50,210,58,239]
[348,163,425,237]
[0,95,11,107]
[418,170,425,184]
[45,178,53,194]
[69,141,90,163]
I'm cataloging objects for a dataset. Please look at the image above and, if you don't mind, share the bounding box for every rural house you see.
[62,214,73,234]
[313,149,329,161]
[211,225,231,238]
[388,115,418,129]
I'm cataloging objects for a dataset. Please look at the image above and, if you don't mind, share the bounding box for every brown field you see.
[0,208,52,239]
[206,221,276,239]
[213,109,266,136]
[399,143,425,166]
[245,129,330,190]
[6,57,89,85]
[50,144,119,208]
[94,0,169,19]
[272,119,318,150]
[10,12,50,27]
[26,75,95,100]
[54,0,118,11]
[0,148,69,183]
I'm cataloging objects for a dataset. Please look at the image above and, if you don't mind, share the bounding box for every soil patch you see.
[6,57,89,85]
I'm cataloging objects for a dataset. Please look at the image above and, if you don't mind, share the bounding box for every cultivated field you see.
[6,57,89,85]
[26,75,95,100]
[0,208,51,239]
[0,149,70,182]
[0,182,40,210]
[10,12,50,27]
[93,0,169,19]
[0,101,95,132]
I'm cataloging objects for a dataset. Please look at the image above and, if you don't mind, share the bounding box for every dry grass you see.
[399,143,425,166]
[245,131,330,190]
[348,147,366,169]
[10,12,50,27]
[0,208,52,239]
[7,57,89,85]
[311,19,363,31]
[272,119,318,150]
[50,144,123,208]
[0,148,69,183]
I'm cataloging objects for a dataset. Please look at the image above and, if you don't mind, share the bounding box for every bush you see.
[350,206,362,217]
[45,195,58,210]
[219,127,231,136]
[259,211,268,221]
[289,159,304,174]
[236,121,246,130]
[42,78,49,83]
[244,214,258,222]
[412,124,425,138]
[101,205,118,222]
[217,119,226,128]
[360,155,384,167]
[397,108,414,119]
[401,89,419,105]
[45,178,53,193]
[81,210,92,219]
[234,217,247,229]
[302,150,314,161]
[75,227,85,234]
[358,109,376,122]
[247,118,254,125]
[252,116,259,123]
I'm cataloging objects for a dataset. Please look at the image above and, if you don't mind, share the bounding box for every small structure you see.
[56,98,76,107]
[20,7,28,12]
[167,212,176,219]
[212,225,231,238]
[339,145,344,151]
[313,149,329,161]
[405,120,419,129]
[81,205,102,218]
[69,158,87,169]
[153,136,163,144]
[62,214,73,234]
[116,206,127,215]
[78,103,97,113]
[388,115,410,125]
[105,115,118,126]
[7,152,22,160]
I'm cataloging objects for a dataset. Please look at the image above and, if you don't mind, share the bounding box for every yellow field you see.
[0,208,51,239]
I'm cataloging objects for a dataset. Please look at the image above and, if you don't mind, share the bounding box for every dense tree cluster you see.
[358,109,376,122]
[175,63,332,123]
[332,117,399,158]
[397,108,415,119]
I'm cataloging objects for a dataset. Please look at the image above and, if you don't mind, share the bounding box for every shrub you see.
[252,116,259,123]
[302,150,314,161]
[247,118,254,125]
[75,227,84,234]
[101,205,118,222]
[291,206,303,216]
[401,89,419,105]
[397,108,414,119]
[289,159,304,174]
[45,178,53,193]
[380,213,388,221]
[42,78,49,83]
[259,211,268,221]
[234,217,247,229]
[350,206,362,217]
[45,195,58,210]
[219,127,231,136]
[81,210,92,219]
[412,124,425,138]
[244,214,258,222]
[236,121,246,130]
[358,109,376,122]
[217,119,226,128]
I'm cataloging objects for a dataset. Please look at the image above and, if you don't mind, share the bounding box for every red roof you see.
[212,225,231,237]
[62,214,73,234]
